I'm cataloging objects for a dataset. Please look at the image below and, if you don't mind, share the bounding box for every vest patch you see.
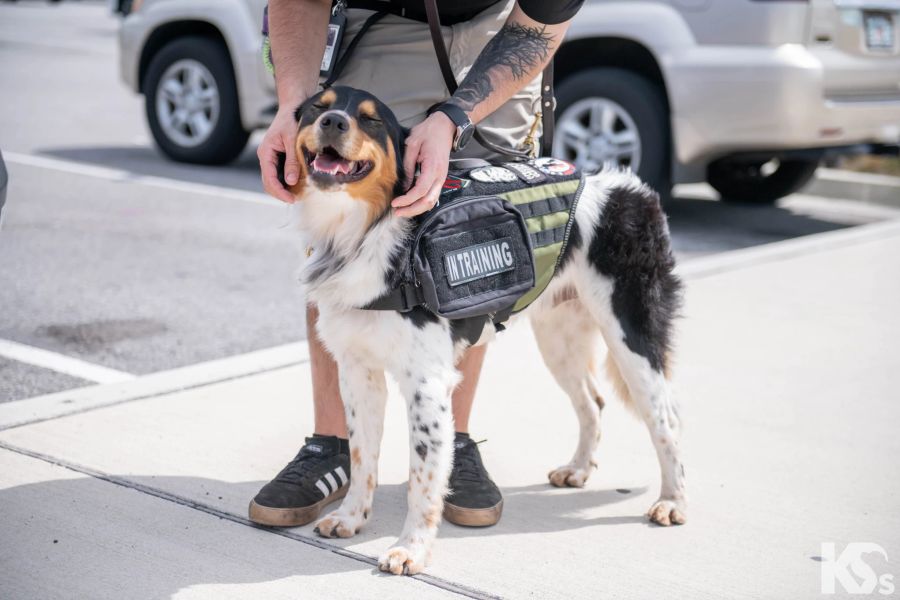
[470,166,518,183]
[504,162,546,184]
[444,238,516,287]
[441,175,470,198]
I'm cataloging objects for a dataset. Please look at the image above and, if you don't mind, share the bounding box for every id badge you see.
[320,11,347,78]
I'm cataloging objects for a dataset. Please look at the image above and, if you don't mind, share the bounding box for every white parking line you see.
[3,151,281,207]
[0,338,136,384]
[0,342,309,431]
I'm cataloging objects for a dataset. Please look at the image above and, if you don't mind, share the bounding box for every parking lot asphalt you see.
[2,3,899,403]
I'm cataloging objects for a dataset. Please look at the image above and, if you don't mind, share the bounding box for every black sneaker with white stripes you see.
[249,434,350,527]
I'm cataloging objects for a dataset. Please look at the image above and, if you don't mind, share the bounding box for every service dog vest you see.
[366,157,585,325]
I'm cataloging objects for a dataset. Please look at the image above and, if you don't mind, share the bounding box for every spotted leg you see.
[378,369,456,575]
[314,359,387,538]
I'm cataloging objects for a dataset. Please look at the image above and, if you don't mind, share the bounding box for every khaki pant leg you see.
[327,1,540,160]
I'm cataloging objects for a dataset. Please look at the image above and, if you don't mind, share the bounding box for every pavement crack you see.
[0,440,502,600]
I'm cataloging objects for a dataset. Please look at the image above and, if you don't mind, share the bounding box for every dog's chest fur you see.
[295,188,409,309]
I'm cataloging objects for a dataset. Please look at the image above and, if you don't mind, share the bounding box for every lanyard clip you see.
[332,0,346,17]
[521,110,542,159]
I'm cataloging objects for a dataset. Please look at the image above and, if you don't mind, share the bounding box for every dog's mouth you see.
[304,146,373,184]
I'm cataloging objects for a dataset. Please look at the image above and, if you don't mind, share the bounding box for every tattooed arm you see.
[449,5,568,124]
[392,4,573,217]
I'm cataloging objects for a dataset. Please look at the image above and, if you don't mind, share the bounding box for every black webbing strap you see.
[423,0,458,99]
[423,0,555,159]
[364,282,425,312]
[539,60,554,157]
[322,10,388,89]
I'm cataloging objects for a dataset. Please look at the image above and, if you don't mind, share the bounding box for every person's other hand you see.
[258,106,302,203]
[392,111,457,218]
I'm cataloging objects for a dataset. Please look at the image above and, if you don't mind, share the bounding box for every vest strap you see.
[363,283,425,312]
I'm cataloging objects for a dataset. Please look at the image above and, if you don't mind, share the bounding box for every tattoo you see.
[450,23,553,113]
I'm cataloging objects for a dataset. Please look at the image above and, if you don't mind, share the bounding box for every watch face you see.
[457,123,474,150]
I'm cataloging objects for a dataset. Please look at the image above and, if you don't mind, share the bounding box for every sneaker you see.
[443,433,503,527]
[248,434,350,527]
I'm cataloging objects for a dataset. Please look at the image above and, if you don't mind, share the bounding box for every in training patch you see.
[534,157,576,177]
[444,238,516,287]
[469,166,518,184]
[504,162,546,184]
[440,174,471,198]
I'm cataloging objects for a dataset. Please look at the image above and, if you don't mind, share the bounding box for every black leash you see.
[326,0,556,158]
[422,0,555,159]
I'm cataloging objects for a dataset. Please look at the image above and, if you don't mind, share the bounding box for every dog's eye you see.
[311,103,327,110]
[359,115,382,124]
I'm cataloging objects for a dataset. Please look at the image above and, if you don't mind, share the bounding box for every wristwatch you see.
[432,103,474,152]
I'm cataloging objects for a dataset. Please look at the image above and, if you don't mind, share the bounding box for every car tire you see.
[707,157,820,204]
[143,36,249,165]
[553,67,670,195]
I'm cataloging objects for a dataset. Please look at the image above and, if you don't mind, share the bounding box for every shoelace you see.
[453,439,488,483]
[275,448,328,485]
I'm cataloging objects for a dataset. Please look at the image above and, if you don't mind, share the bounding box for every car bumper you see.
[668,44,900,174]
[118,12,145,92]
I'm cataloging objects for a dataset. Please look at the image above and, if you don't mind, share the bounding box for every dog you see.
[284,86,686,575]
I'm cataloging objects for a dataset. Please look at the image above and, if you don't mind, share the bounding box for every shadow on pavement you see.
[1,473,651,595]
[666,194,850,258]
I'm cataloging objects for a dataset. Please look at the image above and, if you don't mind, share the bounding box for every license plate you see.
[864,12,895,50]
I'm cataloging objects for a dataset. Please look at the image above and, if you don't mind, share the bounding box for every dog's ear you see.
[393,127,413,195]
[294,94,320,123]
[276,151,288,189]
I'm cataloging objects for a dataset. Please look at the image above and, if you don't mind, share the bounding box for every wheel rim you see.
[155,59,220,148]
[553,97,641,174]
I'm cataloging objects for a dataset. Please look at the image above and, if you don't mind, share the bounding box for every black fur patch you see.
[415,441,428,461]
[587,185,682,372]
[399,307,439,328]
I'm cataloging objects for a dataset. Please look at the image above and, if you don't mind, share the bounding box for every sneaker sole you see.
[248,486,348,527]
[443,499,503,527]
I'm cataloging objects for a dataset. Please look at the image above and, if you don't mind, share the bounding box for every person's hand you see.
[392,111,457,218]
[258,106,303,203]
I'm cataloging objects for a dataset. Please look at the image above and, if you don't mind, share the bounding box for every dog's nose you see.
[320,112,349,133]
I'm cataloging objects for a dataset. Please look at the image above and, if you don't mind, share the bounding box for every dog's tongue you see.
[313,152,351,175]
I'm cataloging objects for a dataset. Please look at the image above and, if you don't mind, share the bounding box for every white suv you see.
[119,0,900,203]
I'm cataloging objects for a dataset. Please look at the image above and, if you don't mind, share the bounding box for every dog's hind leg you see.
[379,352,458,575]
[314,359,387,539]
[578,181,686,525]
[531,297,606,488]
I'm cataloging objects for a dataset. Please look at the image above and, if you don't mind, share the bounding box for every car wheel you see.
[553,67,670,194]
[143,36,249,165]
[707,157,820,204]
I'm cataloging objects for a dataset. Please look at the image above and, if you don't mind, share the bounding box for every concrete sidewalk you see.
[2,221,899,599]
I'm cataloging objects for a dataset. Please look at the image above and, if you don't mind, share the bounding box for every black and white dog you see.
[284,86,686,575]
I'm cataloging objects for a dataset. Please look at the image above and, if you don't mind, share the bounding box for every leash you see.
[321,9,388,89]
[422,0,555,159]
[325,1,556,158]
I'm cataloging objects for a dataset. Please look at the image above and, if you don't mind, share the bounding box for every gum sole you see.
[443,499,503,527]
[248,486,348,527]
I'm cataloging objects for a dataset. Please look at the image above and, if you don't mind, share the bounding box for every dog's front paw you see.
[378,542,429,576]
[314,510,364,539]
[647,498,687,526]
[548,463,594,488]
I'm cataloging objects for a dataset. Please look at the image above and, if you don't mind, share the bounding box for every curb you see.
[805,168,900,208]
